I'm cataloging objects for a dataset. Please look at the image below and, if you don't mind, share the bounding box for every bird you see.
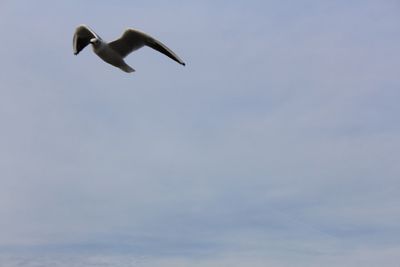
[73,24,185,73]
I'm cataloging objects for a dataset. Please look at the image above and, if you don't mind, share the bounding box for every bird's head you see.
[90,38,100,46]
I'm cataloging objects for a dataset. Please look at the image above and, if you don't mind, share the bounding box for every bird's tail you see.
[120,64,135,73]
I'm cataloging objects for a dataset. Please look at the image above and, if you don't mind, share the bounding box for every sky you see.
[1,0,400,266]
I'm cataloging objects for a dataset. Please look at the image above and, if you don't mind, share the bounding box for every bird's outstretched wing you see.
[108,28,185,66]
[73,25,100,55]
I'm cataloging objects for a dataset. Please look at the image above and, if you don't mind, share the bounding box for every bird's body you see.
[91,39,135,72]
[73,25,185,73]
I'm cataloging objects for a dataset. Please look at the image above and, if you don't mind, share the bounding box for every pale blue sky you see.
[1,1,400,266]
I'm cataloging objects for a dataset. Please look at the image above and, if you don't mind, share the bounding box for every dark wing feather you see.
[73,25,99,55]
[108,29,146,58]
[109,28,185,65]
[145,37,186,66]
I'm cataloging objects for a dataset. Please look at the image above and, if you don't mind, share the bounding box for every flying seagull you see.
[73,24,185,73]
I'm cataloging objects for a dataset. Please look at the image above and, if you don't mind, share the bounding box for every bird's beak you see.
[90,38,97,44]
